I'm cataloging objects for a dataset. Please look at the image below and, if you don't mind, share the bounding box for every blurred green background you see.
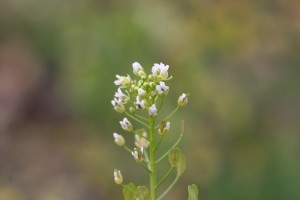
[0,0,299,199]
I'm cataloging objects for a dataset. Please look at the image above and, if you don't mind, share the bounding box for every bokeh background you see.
[0,0,300,199]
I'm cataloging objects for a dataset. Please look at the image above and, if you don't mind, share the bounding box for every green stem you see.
[140,162,152,174]
[123,145,132,153]
[155,166,174,190]
[158,96,164,113]
[157,174,180,200]
[149,117,156,200]
[125,112,149,128]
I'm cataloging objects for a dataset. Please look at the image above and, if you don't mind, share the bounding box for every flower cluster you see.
[111,62,190,200]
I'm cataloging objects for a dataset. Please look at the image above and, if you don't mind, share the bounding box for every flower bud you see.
[111,98,125,113]
[148,104,157,117]
[132,147,143,162]
[169,148,181,167]
[158,121,171,135]
[178,93,188,107]
[138,88,147,97]
[114,169,123,185]
[132,62,144,76]
[113,133,125,146]
[149,82,156,90]
[148,74,154,82]
[129,106,136,114]
[120,118,133,132]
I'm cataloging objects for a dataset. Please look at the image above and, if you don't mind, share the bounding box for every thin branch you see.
[157,174,180,200]
[154,135,164,152]
[155,106,179,129]
[155,166,174,190]
[125,112,149,128]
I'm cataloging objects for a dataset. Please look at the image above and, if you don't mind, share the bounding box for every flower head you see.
[114,169,123,185]
[178,93,188,107]
[114,75,131,88]
[156,81,169,95]
[134,96,145,110]
[148,104,157,117]
[135,132,150,149]
[113,133,125,146]
[111,98,125,113]
[152,63,169,81]
[120,117,133,132]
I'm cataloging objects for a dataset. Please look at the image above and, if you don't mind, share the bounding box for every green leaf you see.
[137,186,150,200]
[188,184,199,200]
[122,183,137,200]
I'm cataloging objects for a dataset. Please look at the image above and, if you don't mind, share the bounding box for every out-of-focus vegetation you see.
[0,0,299,199]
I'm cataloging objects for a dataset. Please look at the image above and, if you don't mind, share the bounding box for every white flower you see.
[156,81,169,95]
[114,88,129,103]
[178,93,188,107]
[132,62,144,76]
[158,121,171,135]
[113,133,125,146]
[148,104,157,117]
[120,118,133,132]
[111,98,125,113]
[138,88,146,97]
[152,62,169,80]
[134,96,145,109]
[135,132,150,148]
[114,169,123,185]
[114,74,131,87]
[132,147,143,162]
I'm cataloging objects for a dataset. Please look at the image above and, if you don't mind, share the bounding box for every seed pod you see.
[169,148,181,167]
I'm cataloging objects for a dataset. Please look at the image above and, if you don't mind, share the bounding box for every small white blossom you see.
[178,93,188,107]
[134,96,145,109]
[113,133,125,146]
[158,121,171,135]
[135,132,150,148]
[152,62,169,80]
[114,88,129,103]
[148,104,157,117]
[114,169,123,185]
[132,147,143,162]
[156,81,169,95]
[111,98,125,113]
[114,75,131,87]
[132,62,145,76]
[120,117,133,132]
[138,88,146,97]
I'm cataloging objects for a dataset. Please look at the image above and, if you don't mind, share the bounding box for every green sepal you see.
[188,184,199,200]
